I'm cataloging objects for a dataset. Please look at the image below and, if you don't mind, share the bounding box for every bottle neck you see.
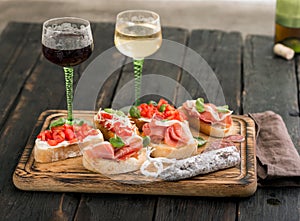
[276,0,300,28]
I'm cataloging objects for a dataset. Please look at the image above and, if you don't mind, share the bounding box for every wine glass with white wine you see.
[114,10,162,105]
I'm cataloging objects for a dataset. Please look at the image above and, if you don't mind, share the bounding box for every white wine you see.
[115,24,162,59]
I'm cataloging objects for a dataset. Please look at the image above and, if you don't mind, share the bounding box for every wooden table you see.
[0,22,299,221]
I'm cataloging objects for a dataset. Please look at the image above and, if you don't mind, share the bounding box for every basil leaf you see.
[129,106,141,118]
[195,98,205,113]
[104,108,114,113]
[216,105,230,113]
[104,108,125,117]
[159,104,167,112]
[142,136,151,147]
[109,136,125,148]
[49,118,66,129]
[74,120,84,126]
[148,100,158,106]
[116,110,125,117]
[194,136,207,147]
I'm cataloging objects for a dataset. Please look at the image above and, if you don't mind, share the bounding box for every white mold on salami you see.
[141,146,241,181]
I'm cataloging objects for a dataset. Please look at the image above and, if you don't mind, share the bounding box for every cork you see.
[273,43,295,60]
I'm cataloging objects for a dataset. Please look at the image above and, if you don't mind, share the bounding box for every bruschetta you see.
[179,98,233,137]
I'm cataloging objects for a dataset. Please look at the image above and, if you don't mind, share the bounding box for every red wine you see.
[42,44,93,67]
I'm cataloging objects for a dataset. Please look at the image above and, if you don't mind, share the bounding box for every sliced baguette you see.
[82,149,147,174]
[150,139,198,160]
[130,117,149,132]
[34,132,104,163]
[94,118,140,140]
[94,120,115,140]
[178,107,232,138]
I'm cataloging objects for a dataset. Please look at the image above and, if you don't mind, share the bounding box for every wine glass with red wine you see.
[42,17,93,125]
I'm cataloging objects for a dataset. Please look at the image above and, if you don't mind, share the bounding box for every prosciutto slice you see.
[182,100,233,127]
[83,135,143,160]
[83,141,115,160]
[143,118,194,147]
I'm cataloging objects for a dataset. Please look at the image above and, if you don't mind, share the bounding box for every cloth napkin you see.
[249,111,300,187]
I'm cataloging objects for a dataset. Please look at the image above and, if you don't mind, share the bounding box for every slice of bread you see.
[82,149,147,174]
[178,107,232,138]
[130,117,150,132]
[150,139,198,159]
[34,132,104,163]
[94,112,140,140]
[94,120,115,140]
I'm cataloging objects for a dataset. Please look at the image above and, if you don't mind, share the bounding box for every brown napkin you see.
[249,111,300,187]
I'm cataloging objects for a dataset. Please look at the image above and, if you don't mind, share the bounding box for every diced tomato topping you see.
[157,98,168,108]
[69,138,79,144]
[37,122,99,146]
[137,98,186,121]
[52,130,65,142]
[47,140,59,146]
[51,125,65,132]
[65,128,75,141]
[100,112,113,120]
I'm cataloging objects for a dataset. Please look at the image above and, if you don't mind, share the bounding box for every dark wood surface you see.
[0,22,299,221]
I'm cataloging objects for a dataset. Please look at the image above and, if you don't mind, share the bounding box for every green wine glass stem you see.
[63,67,74,125]
[133,59,144,106]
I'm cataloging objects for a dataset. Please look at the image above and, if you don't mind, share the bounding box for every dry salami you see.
[224,134,245,142]
[204,139,235,152]
[141,146,240,181]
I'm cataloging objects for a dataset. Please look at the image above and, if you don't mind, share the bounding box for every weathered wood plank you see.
[75,194,156,221]
[238,188,300,221]
[0,192,79,221]
[178,30,242,114]
[0,22,31,83]
[240,34,300,221]
[0,21,81,220]
[243,35,300,150]
[0,22,42,129]
[154,196,237,221]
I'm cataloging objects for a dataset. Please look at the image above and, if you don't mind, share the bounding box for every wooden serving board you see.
[13,110,257,197]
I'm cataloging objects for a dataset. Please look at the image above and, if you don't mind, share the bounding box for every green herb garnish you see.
[73,119,84,126]
[104,108,125,117]
[109,136,125,148]
[159,104,167,112]
[194,136,207,147]
[216,105,230,113]
[116,110,125,117]
[104,108,114,113]
[129,105,141,118]
[49,118,66,129]
[148,100,158,106]
[142,136,151,147]
[195,98,205,113]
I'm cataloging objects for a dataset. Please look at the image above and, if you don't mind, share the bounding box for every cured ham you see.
[182,100,232,127]
[180,98,233,137]
[143,118,194,147]
[83,141,115,160]
[83,135,143,161]
[94,109,137,139]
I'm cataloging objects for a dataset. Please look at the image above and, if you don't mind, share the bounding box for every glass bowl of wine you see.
[42,17,94,125]
[114,10,162,105]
